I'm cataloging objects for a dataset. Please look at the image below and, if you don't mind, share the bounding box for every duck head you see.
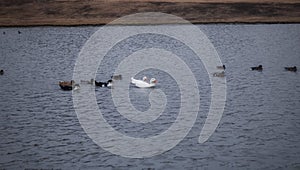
[150,78,157,84]
[142,76,148,82]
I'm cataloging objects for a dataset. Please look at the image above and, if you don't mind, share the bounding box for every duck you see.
[111,74,122,80]
[216,65,226,70]
[0,70,3,75]
[131,77,157,88]
[59,80,75,91]
[95,80,112,87]
[213,71,225,77]
[251,65,263,71]
[80,79,94,85]
[284,66,297,72]
[131,76,148,84]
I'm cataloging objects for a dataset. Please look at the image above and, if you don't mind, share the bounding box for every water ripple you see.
[0,25,300,169]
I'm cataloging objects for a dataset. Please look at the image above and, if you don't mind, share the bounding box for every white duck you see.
[131,76,147,84]
[131,77,157,88]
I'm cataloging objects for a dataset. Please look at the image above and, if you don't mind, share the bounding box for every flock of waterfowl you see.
[59,75,120,91]
[0,64,297,91]
[58,74,159,91]
[212,65,297,77]
[57,64,297,91]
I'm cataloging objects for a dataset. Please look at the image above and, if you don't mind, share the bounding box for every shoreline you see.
[0,0,300,26]
[1,22,300,28]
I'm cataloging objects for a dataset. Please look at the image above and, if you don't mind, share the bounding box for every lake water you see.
[0,24,300,169]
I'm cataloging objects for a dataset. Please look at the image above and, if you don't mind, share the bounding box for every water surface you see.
[0,24,299,169]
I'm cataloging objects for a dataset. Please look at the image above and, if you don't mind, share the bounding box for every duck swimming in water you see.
[59,80,75,91]
[95,80,112,87]
[216,65,226,70]
[81,79,94,85]
[284,66,297,72]
[131,77,157,88]
[131,76,148,84]
[251,65,263,71]
[213,71,225,77]
[111,74,122,80]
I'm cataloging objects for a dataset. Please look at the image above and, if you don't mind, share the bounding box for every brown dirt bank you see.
[0,0,300,26]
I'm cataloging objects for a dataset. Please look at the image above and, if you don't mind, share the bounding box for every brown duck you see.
[59,80,75,90]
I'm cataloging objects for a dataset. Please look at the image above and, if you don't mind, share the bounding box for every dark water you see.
[0,25,300,169]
